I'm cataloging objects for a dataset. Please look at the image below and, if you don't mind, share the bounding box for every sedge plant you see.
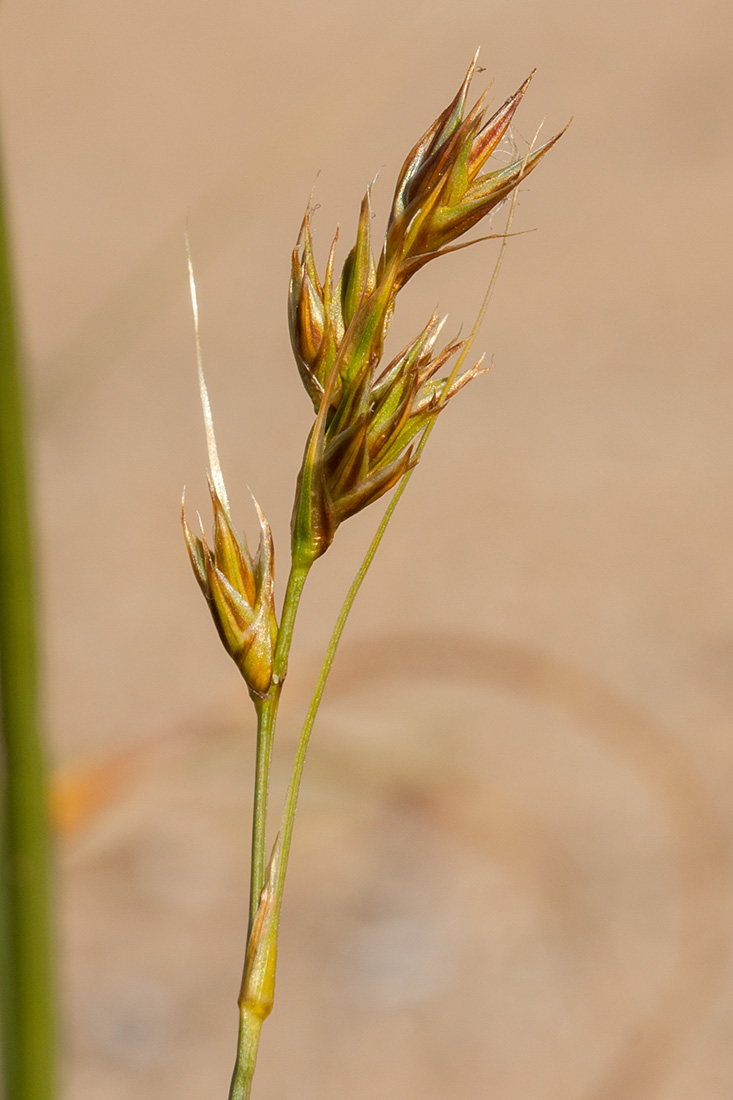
[183,54,564,1099]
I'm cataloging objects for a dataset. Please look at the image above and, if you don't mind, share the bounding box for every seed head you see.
[183,485,278,696]
[289,57,564,566]
[383,56,564,287]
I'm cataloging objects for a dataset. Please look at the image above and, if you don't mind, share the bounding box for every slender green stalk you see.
[247,697,271,933]
[275,449,423,904]
[272,560,311,686]
[228,1005,265,1100]
[232,560,310,1100]
[247,560,310,931]
[0,136,55,1099]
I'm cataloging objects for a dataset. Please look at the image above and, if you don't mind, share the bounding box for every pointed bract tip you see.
[464,48,481,87]
[248,489,272,541]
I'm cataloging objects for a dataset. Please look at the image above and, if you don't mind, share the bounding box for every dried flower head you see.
[289,56,564,567]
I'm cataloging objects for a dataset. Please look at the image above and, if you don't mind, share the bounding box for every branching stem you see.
[227,96,538,1100]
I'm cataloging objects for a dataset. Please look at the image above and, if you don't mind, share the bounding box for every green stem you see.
[0,134,55,1098]
[274,451,425,910]
[273,559,311,687]
[247,697,271,934]
[247,560,309,930]
[233,560,310,1100]
[228,1005,265,1100]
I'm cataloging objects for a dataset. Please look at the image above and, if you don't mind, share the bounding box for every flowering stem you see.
[247,560,310,930]
[0,135,55,1100]
[232,559,310,1100]
[231,496,405,1100]
[222,70,548,1100]
[274,440,427,917]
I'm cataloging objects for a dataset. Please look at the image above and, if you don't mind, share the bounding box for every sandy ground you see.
[1,1,733,1097]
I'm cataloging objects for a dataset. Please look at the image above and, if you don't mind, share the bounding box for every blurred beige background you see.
[2,1,733,1097]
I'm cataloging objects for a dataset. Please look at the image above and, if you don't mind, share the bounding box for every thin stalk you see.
[0,136,55,1098]
[247,697,270,934]
[228,1005,264,1100]
[233,452,422,1100]
[232,559,310,1100]
[247,560,310,931]
[274,438,425,907]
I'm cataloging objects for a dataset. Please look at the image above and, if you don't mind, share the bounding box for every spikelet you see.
[182,240,278,695]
